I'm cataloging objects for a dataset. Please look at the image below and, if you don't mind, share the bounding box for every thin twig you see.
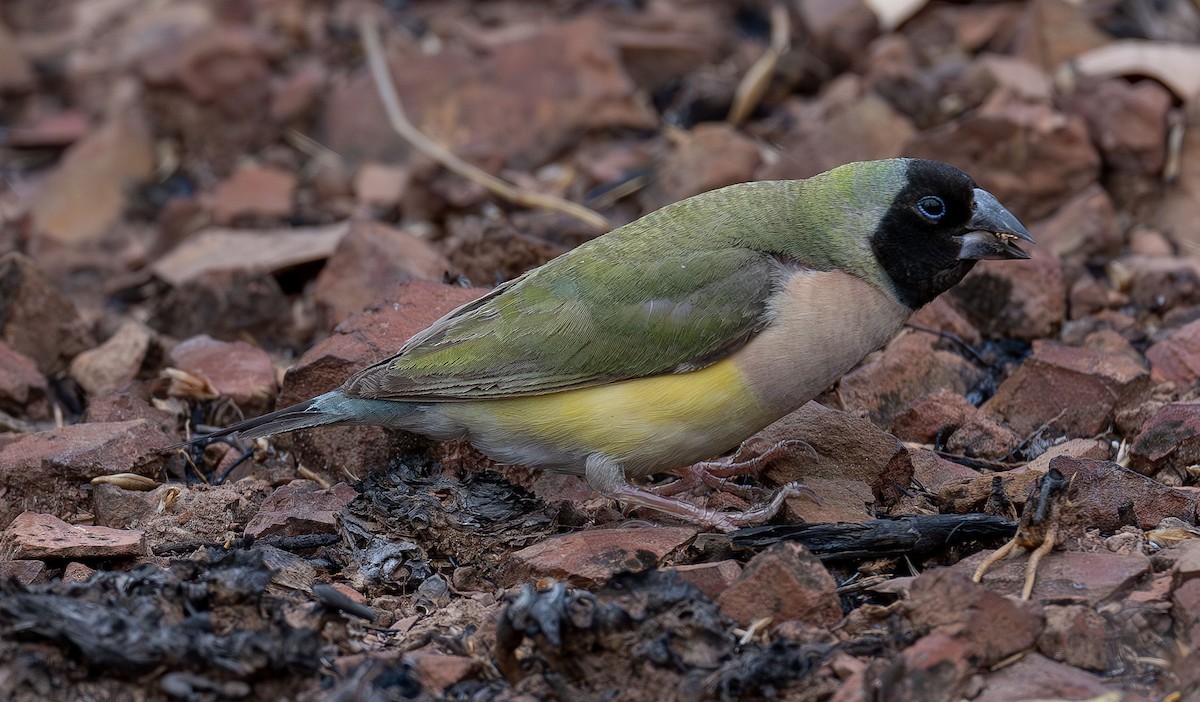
[358,16,610,231]
[727,3,790,125]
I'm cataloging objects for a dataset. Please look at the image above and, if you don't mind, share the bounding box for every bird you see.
[193,158,1033,531]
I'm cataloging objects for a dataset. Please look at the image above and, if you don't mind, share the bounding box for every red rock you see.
[1128,227,1174,257]
[1066,78,1172,179]
[3,110,90,149]
[1029,183,1119,259]
[1146,319,1200,387]
[1160,98,1200,249]
[796,0,879,68]
[0,340,49,418]
[718,541,842,627]
[1175,578,1200,648]
[270,59,327,123]
[907,447,980,493]
[152,222,350,287]
[1170,540,1200,588]
[273,279,488,478]
[69,320,153,396]
[63,561,97,582]
[125,482,273,549]
[1130,401,1200,476]
[0,559,46,585]
[90,482,164,530]
[668,560,743,599]
[984,340,1149,438]
[169,334,278,413]
[508,526,697,587]
[944,416,1021,461]
[1028,439,1112,470]
[1012,0,1110,70]
[133,30,273,177]
[244,481,358,538]
[1037,604,1110,671]
[838,331,984,431]
[209,164,296,225]
[3,511,144,559]
[891,389,978,444]
[973,653,1114,702]
[758,78,914,181]
[279,280,487,405]
[641,123,761,210]
[353,162,410,209]
[407,652,477,691]
[785,478,874,524]
[1082,328,1143,366]
[143,27,272,113]
[935,441,1120,515]
[961,547,1150,605]
[905,569,1041,665]
[313,221,453,326]
[758,402,911,505]
[1060,453,1190,530]
[1067,274,1122,318]
[83,391,177,432]
[324,582,366,605]
[907,296,982,345]
[948,250,1065,340]
[325,17,654,167]
[0,419,171,525]
[1115,255,1200,313]
[150,268,291,341]
[961,54,1052,104]
[29,103,155,244]
[891,633,974,701]
[0,19,33,91]
[904,102,1100,221]
[0,252,93,375]
[439,213,569,285]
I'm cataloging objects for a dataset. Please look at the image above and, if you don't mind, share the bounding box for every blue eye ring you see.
[917,195,946,220]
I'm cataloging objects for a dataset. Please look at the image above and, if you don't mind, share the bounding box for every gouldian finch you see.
[198,159,1032,531]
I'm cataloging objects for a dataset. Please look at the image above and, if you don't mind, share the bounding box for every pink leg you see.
[586,454,807,533]
[654,439,817,498]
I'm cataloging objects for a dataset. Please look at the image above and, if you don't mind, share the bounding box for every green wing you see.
[343,242,786,401]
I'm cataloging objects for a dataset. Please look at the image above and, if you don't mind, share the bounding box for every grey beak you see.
[957,188,1035,261]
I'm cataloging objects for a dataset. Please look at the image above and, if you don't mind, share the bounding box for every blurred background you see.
[1,0,1197,354]
[3,2,1200,700]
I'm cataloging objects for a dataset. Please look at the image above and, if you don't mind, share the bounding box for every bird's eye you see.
[917,195,946,221]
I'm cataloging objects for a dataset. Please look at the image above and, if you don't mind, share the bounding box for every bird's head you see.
[865,158,1034,309]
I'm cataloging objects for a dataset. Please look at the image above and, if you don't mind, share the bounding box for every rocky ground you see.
[2,0,1200,700]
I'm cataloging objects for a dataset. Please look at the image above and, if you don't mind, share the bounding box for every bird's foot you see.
[610,480,810,533]
[695,438,818,478]
[653,439,817,498]
[586,454,811,532]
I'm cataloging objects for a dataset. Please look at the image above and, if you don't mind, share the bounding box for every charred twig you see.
[731,513,1016,560]
[358,16,610,232]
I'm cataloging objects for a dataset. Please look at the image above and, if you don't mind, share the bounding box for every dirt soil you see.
[2,1,1200,700]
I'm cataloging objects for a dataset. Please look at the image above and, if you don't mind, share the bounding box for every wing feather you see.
[343,243,792,401]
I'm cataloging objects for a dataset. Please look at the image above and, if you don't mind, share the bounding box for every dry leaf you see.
[1068,40,1200,101]
[91,473,161,491]
[151,222,351,286]
[862,0,928,32]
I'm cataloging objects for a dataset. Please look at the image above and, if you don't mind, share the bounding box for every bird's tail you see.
[187,391,349,444]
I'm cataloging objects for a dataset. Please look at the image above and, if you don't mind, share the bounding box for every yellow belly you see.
[440,357,773,475]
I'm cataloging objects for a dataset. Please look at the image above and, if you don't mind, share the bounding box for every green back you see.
[344,160,910,401]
